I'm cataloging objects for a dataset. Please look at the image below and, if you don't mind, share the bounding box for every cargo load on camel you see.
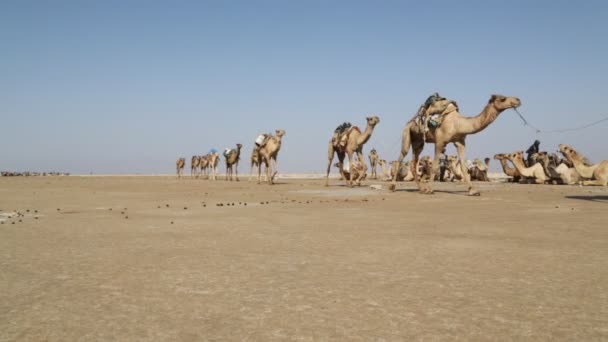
[413,92,459,132]
[332,122,361,148]
[255,134,271,147]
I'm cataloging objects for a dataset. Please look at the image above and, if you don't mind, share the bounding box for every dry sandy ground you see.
[1,176,607,341]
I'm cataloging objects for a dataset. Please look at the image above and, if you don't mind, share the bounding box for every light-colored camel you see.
[418,156,434,182]
[559,144,608,186]
[392,160,415,181]
[377,160,392,181]
[447,155,464,181]
[326,116,380,187]
[532,152,563,183]
[249,146,264,182]
[176,158,185,178]
[334,156,367,183]
[505,151,547,184]
[191,155,201,178]
[256,130,286,185]
[369,149,379,180]
[554,163,581,185]
[207,152,219,180]
[225,144,242,181]
[494,153,522,183]
[389,94,521,195]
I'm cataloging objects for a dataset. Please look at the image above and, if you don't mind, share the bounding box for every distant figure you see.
[526,140,541,166]
[438,148,448,182]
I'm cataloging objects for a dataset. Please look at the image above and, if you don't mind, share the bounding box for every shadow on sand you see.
[565,195,608,203]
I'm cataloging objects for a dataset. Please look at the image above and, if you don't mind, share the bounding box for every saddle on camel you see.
[332,122,360,148]
[413,92,459,139]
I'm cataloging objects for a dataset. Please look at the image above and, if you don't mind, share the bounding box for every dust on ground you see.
[1,176,607,340]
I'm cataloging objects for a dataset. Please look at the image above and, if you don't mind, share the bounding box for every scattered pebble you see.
[121,211,125,215]
[35,217,39,220]
[166,204,170,207]
[171,221,174,224]
[26,209,30,212]
[19,219,22,222]
[125,216,129,219]
[34,210,38,213]
[184,207,188,210]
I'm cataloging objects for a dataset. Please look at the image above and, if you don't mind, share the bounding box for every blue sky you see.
[1,0,607,174]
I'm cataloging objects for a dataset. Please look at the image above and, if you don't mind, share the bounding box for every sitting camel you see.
[468,158,490,182]
[378,160,412,181]
[554,163,581,185]
[559,144,608,186]
[377,160,392,181]
[447,155,464,181]
[176,158,185,178]
[505,151,547,184]
[334,156,367,183]
[533,152,565,184]
[256,129,286,185]
[224,144,242,181]
[418,156,434,182]
[326,116,380,187]
[494,153,522,183]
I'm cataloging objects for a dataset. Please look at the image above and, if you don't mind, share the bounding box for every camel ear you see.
[489,95,498,103]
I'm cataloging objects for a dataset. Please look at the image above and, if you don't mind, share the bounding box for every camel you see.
[559,144,608,186]
[199,155,210,179]
[389,94,521,195]
[176,158,185,178]
[206,152,220,180]
[469,158,490,182]
[334,156,367,183]
[447,155,464,181]
[326,116,380,187]
[191,155,201,178]
[256,130,286,185]
[532,152,564,184]
[224,144,242,181]
[369,149,379,180]
[505,151,547,184]
[249,146,262,181]
[494,153,522,183]
[554,163,581,185]
[418,156,434,182]
[377,160,392,181]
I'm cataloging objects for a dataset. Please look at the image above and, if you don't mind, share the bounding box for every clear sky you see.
[1,0,607,174]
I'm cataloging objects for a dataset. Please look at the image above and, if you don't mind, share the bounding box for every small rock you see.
[57,208,60,211]
[184,207,188,210]
[35,217,39,220]
[171,221,174,224]
[166,204,170,207]
[125,216,129,219]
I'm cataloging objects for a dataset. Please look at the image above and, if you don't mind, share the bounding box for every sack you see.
[223,148,233,158]
[255,134,266,146]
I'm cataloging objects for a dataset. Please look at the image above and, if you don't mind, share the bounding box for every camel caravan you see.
[173,93,606,190]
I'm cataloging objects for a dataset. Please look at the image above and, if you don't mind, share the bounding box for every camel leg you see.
[582,179,608,186]
[257,158,263,184]
[389,129,413,192]
[455,140,479,196]
[424,143,445,195]
[356,150,366,186]
[271,157,278,184]
[411,143,424,193]
[346,150,355,187]
[235,162,239,181]
[325,142,335,187]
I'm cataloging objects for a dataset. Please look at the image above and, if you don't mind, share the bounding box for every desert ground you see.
[1,176,607,341]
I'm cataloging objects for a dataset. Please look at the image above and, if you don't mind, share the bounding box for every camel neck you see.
[459,104,501,135]
[571,159,597,178]
[357,124,375,145]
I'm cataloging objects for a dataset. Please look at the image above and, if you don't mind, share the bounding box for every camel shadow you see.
[565,195,608,203]
[392,188,470,196]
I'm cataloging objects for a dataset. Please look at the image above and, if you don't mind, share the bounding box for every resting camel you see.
[256,130,286,185]
[369,149,379,180]
[469,158,490,182]
[224,144,242,181]
[447,155,464,181]
[377,160,392,181]
[418,156,434,182]
[532,152,564,184]
[176,158,185,178]
[334,157,367,183]
[389,94,521,195]
[554,163,581,185]
[191,155,201,178]
[559,144,608,186]
[494,153,522,183]
[326,116,380,187]
[505,151,547,184]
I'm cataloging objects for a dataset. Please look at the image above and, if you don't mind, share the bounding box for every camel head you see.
[236,143,243,150]
[366,116,380,127]
[559,144,581,161]
[378,159,386,166]
[275,129,286,138]
[488,94,521,112]
[505,151,525,162]
[493,153,506,161]
[447,155,459,164]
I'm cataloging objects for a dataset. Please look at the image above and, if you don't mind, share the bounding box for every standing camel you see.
[199,155,209,179]
[325,116,380,187]
[389,94,520,195]
[369,149,379,179]
[224,144,243,181]
[176,158,185,178]
[256,130,286,185]
[249,146,263,181]
[207,151,219,180]
[191,155,201,178]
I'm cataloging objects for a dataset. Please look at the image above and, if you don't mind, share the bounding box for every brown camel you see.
[256,130,286,185]
[249,146,262,181]
[559,144,608,186]
[326,116,380,187]
[200,155,210,179]
[176,158,185,178]
[389,94,521,195]
[191,155,201,178]
[446,155,464,181]
[368,149,379,180]
[469,158,490,182]
[207,152,219,180]
[494,153,522,183]
[334,156,367,183]
[224,144,242,181]
[505,151,547,184]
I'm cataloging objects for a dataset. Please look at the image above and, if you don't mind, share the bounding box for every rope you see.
[513,108,608,134]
